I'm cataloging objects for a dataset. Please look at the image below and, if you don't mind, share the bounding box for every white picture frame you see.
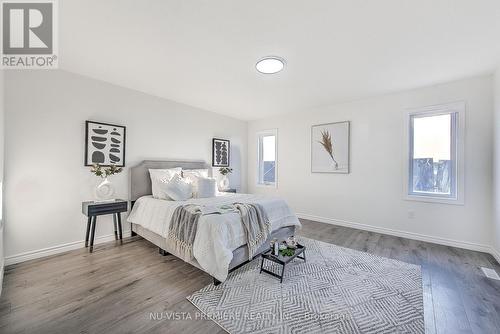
[311,121,350,173]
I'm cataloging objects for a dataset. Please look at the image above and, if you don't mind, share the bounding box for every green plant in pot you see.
[90,164,123,201]
[218,167,233,191]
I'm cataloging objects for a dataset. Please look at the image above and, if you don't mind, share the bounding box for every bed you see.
[127,160,301,284]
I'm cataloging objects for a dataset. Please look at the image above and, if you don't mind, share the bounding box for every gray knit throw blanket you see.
[167,204,202,262]
[233,202,271,260]
[167,202,271,262]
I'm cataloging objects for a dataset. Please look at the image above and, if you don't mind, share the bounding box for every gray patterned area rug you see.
[187,237,424,334]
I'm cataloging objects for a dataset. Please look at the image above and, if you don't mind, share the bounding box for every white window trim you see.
[403,101,465,205]
[256,129,278,188]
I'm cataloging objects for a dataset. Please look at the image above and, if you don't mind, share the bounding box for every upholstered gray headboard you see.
[130,160,211,201]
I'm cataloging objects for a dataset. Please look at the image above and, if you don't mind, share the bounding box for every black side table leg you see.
[113,214,118,240]
[89,216,97,252]
[158,248,170,256]
[281,263,286,283]
[85,216,92,247]
[117,213,123,241]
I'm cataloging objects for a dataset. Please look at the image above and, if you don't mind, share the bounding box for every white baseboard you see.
[5,217,499,267]
[297,213,495,255]
[491,247,500,265]
[5,230,132,266]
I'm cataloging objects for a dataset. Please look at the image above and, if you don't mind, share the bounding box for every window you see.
[406,102,464,204]
[257,129,277,186]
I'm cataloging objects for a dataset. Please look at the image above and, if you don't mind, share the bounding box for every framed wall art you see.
[212,138,230,167]
[311,121,349,173]
[85,121,126,167]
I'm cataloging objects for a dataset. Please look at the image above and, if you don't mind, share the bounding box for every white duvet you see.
[127,193,301,281]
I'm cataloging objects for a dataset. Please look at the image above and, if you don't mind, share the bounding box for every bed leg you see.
[131,231,137,237]
[158,248,169,256]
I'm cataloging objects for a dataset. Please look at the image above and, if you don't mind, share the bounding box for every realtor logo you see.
[1,0,58,68]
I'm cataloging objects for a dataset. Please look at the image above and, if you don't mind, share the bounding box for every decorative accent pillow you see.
[162,174,193,201]
[182,169,209,197]
[149,167,182,199]
[196,177,217,198]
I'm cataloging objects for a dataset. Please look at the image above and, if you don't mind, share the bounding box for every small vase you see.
[219,175,230,191]
[95,177,115,201]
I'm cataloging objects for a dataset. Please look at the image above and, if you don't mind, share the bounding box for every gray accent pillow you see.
[163,174,193,201]
[196,177,217,198]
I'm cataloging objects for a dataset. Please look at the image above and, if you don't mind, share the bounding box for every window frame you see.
[404,102,465,205]
[256,129,278,188]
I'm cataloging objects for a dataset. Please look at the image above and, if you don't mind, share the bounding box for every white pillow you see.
[182,169,209,179]
[162,174,193,201]
[182,169,209,197]
[149,167,182,199]
[196,177,217,198]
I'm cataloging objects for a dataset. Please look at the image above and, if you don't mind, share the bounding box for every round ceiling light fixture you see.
[255,56,285,74]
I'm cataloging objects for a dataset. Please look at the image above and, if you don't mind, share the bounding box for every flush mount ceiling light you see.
[255,56,285,74]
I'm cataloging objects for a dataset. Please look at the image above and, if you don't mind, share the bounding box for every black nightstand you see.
[221,188,237,193]
[82,199,128,252]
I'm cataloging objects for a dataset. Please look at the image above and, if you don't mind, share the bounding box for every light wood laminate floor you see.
[1,219,500,334]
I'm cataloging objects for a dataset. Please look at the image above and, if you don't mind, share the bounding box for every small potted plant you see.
[218,167,233,191]
[90,164,123,201]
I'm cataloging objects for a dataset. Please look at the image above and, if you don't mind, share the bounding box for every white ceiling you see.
[60,0,500,120]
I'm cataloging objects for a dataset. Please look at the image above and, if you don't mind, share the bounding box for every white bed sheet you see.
[127,193,301,281]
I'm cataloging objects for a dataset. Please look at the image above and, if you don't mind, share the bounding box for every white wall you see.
[248,75,494,251]
[494,68,500,259]
[4,70,247,262]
